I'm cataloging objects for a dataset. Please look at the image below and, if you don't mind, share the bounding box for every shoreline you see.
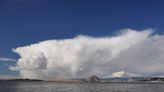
[1,79,164,84]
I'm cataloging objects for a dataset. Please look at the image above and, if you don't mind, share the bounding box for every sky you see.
[0,0,164,78]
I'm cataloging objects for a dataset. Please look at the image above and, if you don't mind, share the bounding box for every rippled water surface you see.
[0,81,164,92]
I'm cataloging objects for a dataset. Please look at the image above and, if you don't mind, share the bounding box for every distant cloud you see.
[111,71,140,77]
[0,75,19,79]
[0,57,17,62]
[10,29,164,80]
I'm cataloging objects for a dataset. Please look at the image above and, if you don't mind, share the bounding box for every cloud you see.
[0,57,17,62]
[0,75,19,79]
[111,71,140,77]
[10,29,164,80]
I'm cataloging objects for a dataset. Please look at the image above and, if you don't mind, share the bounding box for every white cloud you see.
[10,29,164,80]
[111,71,140,77]
[0,57,17,62]
[0,75,19,79]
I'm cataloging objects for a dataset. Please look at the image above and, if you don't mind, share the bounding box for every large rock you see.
[88,75,100,82]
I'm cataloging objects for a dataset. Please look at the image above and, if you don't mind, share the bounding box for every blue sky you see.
[0,0,164,76]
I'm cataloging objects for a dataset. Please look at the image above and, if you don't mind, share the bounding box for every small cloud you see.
[4,63,8,66]
[0,57,17,62]
[0,75,19,79]
[9,66,19,71]
[111,71,140,77]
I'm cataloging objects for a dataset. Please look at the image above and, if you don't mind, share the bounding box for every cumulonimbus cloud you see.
[10,29,164,80]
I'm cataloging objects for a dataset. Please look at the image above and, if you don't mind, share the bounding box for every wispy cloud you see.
[0,75,19,79]
[0,57,17,62]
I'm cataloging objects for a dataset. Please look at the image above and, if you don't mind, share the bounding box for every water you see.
[0,81,164,92]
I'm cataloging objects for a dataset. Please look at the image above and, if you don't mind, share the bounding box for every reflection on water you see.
[0,81,164,92]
